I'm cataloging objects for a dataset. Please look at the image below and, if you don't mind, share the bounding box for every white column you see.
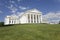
[8,18,10,24]
[36,15,38,21]
[33,14,34,23]
[16,19,17,24]
[41,14,42,23]
[27,14,28,23]
[39,15,40,23]
[36,15,37,23]
[15,20,16,24]
[6,20,10,24]
[11,20,12,24]
[14,20,15,24]
[30,14,31,23]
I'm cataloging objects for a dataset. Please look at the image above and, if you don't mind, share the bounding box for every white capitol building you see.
[4,9,43,25]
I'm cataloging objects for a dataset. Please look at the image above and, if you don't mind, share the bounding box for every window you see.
[12,20,13,24]
[37,15,39,23]
[9,21,11,24]
[28,14,30,23]
[31,14,33,23]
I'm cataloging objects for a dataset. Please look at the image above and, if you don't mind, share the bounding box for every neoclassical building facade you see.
[4,9,42,25]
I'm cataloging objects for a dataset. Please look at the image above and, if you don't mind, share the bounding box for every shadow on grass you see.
[0,22,14,27]
[0,23,50,27]
[0,24,14,27]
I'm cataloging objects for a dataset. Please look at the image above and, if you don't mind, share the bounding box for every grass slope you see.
[0,24,60,40]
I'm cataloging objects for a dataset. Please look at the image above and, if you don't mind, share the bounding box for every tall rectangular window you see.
[9,21,11,24]
[28,14,30,23]
[31,14,33,23]
[37,15,39,23]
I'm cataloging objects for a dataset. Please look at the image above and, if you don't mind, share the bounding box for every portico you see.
[27,13,42,23]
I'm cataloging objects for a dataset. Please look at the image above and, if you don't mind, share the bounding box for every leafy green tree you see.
[59,21,60,24]
[0,22,4,26]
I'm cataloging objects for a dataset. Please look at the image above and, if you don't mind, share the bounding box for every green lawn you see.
[0,24,60,40]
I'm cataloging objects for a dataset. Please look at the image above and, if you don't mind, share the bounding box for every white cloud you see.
[18,0,21,2]
[7,4,18,13]
[9,0,15,3]
[8,4,13,8]
[11,7,17,13]
[0,11,3,14]
[11,1,15,3]
[54,0,60,2]
[19,6,28,10]
[43,11,60,23]
[43,12,60,18]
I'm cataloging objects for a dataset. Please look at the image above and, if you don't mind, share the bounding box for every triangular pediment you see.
[18,9,42,17]
[26,9,42,13]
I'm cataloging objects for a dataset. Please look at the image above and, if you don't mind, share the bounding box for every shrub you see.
[59,21,60,24]
[0,22,4,27]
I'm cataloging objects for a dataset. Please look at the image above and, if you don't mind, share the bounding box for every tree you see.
[0,22,4,26]
[59,21,60,24]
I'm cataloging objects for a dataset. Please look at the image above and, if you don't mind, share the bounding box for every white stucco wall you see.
[19,14,28,24]
[4,17,9,25]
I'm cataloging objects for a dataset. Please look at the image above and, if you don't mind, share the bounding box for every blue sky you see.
[0,0,60,22]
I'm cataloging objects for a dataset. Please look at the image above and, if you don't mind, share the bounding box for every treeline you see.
[0,21,60,27]
[0,22,4,27]
[0,22,14,27]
